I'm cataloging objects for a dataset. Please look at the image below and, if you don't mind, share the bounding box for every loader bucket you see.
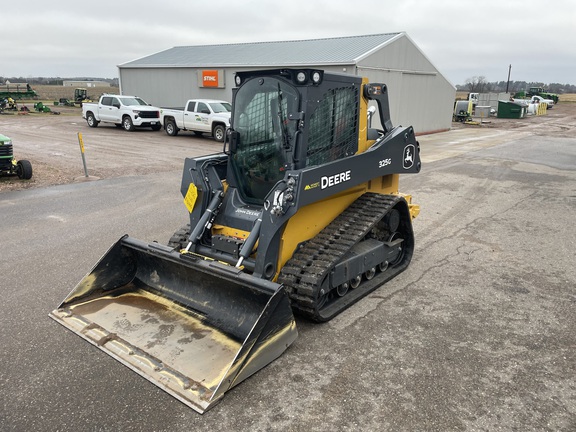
[49,235,297,414]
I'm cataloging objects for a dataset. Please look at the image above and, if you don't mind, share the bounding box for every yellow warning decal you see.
[184,183,198,213]
[304,182,320,191]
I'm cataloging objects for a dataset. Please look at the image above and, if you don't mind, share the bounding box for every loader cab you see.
[229,73,300,204]
[229,69,362,206]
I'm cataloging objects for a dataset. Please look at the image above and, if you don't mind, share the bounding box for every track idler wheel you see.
[379,261,389,272]
[387,232,405,266]
[364,267,376,280]
[349,275,361,289]
[336,282,349,297]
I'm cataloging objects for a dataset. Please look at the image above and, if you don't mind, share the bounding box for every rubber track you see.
[278,193,404,321]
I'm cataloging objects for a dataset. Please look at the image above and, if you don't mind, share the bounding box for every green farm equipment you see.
[0,83,37,100]
[515,87,559,104]
[453,100,473,122]
[528,87,559,104]
[58,89,91,107]
[0,97,18,113]
[34,102,51,112]
[58,98,76,107]
[74,88,91,106]
[0,134,33,180]
[34,102,59,114]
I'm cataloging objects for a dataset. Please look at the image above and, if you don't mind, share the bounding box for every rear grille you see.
[0,144,14,158]
[139,111,159,119]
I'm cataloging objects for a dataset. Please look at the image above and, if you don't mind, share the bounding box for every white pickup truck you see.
[82,95,162,131]
[160,99,231,142]
[530,95,554,109]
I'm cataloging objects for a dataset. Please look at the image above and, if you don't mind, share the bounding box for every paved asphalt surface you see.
[1,112,575,431]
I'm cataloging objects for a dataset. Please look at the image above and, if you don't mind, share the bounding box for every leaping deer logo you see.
[403,145,415,169]
[405,148,413,165]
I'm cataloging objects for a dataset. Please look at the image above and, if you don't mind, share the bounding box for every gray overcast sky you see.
[3,0,575,86]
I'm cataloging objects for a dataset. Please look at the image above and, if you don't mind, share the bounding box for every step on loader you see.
[50,69,421,413]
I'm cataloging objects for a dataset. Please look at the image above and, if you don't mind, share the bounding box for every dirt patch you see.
[0,159,70,192]
[1,108,87,192]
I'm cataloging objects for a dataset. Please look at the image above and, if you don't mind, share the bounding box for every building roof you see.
[119,33,404,69]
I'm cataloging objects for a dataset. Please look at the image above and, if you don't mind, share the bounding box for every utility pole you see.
[506,64,512,93]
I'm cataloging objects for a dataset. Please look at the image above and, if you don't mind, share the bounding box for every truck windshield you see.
[231,77,299,204]
[209,102,231,113]
[119,97,149,106]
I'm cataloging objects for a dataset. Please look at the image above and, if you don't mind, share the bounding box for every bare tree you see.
[465,76,489,93]
[457,80,575,93]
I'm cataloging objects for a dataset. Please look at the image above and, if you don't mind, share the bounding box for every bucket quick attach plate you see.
[50,235,297,413]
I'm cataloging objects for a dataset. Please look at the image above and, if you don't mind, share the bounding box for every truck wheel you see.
[17,159,33,180]
[122,116,135,131]
[151,124,162,131]
[165,120,178,136]
[213,124,225,142]
[86,112,99,128]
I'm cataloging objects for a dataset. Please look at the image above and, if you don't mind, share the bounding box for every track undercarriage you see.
[278,193,414,321]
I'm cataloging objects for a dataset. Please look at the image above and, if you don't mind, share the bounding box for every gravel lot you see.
[0,104,224,192]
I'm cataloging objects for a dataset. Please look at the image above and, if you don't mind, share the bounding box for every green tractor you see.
[0,134,33,180]
[516,87,560,104]
[58,89,92,108]
[74,88,91,106]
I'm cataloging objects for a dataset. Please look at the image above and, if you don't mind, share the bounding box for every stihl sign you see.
[201,70,219,87]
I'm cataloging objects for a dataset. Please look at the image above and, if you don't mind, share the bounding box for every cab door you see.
[107,97,122,123]
[182,100,196,129]
[98,96,114,121]
[186,101,211,132]
[99,96,121,122]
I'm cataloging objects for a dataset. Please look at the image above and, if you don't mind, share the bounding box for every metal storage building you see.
[118,33,455,134]
[63,80,110,88]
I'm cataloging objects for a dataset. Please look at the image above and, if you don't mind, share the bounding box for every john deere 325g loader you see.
[50,69,421,413]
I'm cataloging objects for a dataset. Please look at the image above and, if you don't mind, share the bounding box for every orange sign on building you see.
[202,70,219,87]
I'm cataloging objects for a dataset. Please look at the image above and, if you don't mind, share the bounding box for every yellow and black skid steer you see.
[50,69,421,413]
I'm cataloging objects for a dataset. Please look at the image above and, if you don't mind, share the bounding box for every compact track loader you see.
[50,69,421,413]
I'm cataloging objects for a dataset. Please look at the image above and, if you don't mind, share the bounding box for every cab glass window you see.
[231,77,299,204]
[306,86,359,166]
[197,102,209,114]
